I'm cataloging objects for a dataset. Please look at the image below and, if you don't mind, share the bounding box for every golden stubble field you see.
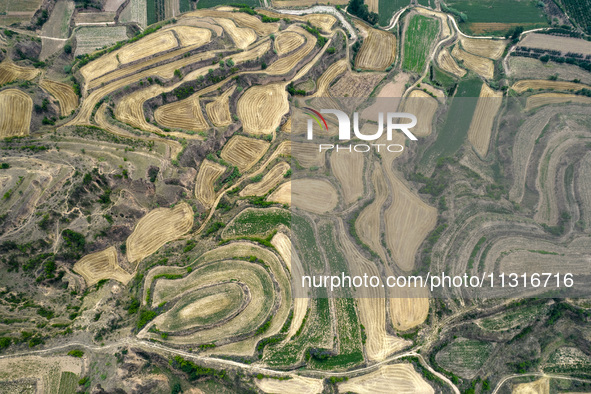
[0,60,39,85]
[0,89,33,137]
[330,150,364,204]
[39,79,78,116]
[354,21,396,71]
[437,48,466,77]
[460,37,506,59]
[74,246,132,286]
[452,44,494,79]
[205,85,236,127]
[468,83,503,157]
[237,83,289,135]
[240,161,290,197]
[126,202,193,266]
[270,178,339,214]
[511,79,589,93]
[339,364,434,394]
[195,159,226,207]
[220,135,270,171]
[401,90,438,137]
[525,93,591,111]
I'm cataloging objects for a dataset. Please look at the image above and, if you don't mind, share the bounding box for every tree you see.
[347,0,379,25]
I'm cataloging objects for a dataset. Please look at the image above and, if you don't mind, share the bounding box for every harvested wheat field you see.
[117,30,179,64]
[388,286,430,331]
[356,165,388,262]
[78,50,219,127]
[126,202,193,266]
[214,18,256,49]
[195,159,226,207]
[460,37,506,60]
[155,95,208,132]
[258,10,336,33]
[292,141,325,168]
[286,178,338,214]
[79,52,119,85]
[205,86,235,127]
[525,93,591,110]
[281,117,291,132]
[312,58,347,97]
[401,90,438,137]
[187,9,279,36]
[512,378,549,394]
[220,135,270,172]
[331,72,386,98]
[0,89,32,137]
[111,44,268,133]
[267,180,291,205]
[385,172,437,271]
[355,21,396,71]
[74,246,132,286]
[437,48,466,78]
[330,150,364,204]
[240,162,290,197]
[267,26,317,76]
[85,42,218,90]
[39,79,78,116]
[451,45,494,79]
[274,31,305,55]
[0,61,39,85]
[305,14,337,32]
[468,83,503,157]
[511,80,589,93]
[338,364,434,394]
[237,83,289,135]
[256,376,323,394]
[172,25,213,46]
[271,231,294,271]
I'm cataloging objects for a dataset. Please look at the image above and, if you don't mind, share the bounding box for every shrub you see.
[68,349,84,357]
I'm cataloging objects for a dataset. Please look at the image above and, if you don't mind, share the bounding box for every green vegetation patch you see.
[179,0,191,13]
[436,338,493,377]
[546,347,591,374]
[263,295,332,366]
[420,78,482,165]
[58,372,79,394]
[446,0,549,35]
[402,15,440,74]
[292,214,324,272]
[310,223,364,369]
[147,0,165,25]
[196,0,259,8]
[222,208,290,239]
[480,303,547,331]
[430,64,457,95]
[559,0,591,35]
[377,0,411,26]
